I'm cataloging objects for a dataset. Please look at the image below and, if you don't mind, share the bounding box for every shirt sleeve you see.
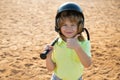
[81,40,91,57]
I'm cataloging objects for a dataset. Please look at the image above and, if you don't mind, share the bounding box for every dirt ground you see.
[0,0,120,80]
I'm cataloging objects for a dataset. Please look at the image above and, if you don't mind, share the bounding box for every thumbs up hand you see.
[66,34,80,49]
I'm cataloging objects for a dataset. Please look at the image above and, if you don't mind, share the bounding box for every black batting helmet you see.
[55,2,84,31]
[55,2,90,40]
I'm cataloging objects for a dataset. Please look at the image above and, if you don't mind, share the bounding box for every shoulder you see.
[78,40,91,49]
[79,39,90,45]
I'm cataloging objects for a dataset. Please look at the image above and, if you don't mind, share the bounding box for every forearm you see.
[74,45,92,68]
[46,55,56,71]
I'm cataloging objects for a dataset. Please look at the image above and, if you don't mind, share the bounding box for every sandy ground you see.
[0,0,120,80]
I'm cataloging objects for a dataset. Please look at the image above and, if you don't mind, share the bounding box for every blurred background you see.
[0,0,120,80]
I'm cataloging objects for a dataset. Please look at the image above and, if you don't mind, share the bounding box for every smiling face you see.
[57,11,84,41]
[60,18,77,38]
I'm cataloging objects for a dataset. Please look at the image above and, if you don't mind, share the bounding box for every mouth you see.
[65,32,75,37]
[65,32,73,34]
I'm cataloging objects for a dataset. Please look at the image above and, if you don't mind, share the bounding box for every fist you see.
[66,34,80,49]
[44,45,53,57]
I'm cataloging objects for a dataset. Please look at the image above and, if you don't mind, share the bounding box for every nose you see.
[63,25,75,30]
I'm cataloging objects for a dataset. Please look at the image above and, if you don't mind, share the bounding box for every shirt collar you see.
[57,37,86,46]
[57,37,66,45]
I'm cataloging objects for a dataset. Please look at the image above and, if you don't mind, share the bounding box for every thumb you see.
[74,34,80,39]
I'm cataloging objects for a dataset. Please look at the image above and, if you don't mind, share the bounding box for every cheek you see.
[73,28,78,33]
[60,27,65,33]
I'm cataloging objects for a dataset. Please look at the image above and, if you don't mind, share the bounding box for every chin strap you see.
[83,28,90,40]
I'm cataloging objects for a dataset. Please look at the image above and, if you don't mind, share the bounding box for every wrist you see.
[47,54,51,59]
[74,43,81,51]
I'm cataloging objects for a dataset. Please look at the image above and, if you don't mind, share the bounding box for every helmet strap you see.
[83,28,90,40]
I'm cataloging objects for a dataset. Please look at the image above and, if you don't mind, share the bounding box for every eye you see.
[71,24,77,28]
[63,24,67,26]
[71,24,75,26]
[62,24,67,28]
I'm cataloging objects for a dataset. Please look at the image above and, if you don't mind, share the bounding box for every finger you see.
[66,39,69,44]
[44,45,48,50]
[66,38,72,42]
[45,45,52,50]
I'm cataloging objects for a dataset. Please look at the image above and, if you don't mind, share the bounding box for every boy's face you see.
[60,18,78,38]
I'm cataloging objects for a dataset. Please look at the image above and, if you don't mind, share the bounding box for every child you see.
[45,2,92,80]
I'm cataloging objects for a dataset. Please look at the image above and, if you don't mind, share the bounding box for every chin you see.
[66,36,74,38]
[64,34,75,38]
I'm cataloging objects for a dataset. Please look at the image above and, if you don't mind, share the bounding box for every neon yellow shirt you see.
[52,38,91,80]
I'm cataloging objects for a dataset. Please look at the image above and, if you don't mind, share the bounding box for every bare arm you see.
[45,45,56,71]
[74,44,92,68]
[66,35,92,68]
